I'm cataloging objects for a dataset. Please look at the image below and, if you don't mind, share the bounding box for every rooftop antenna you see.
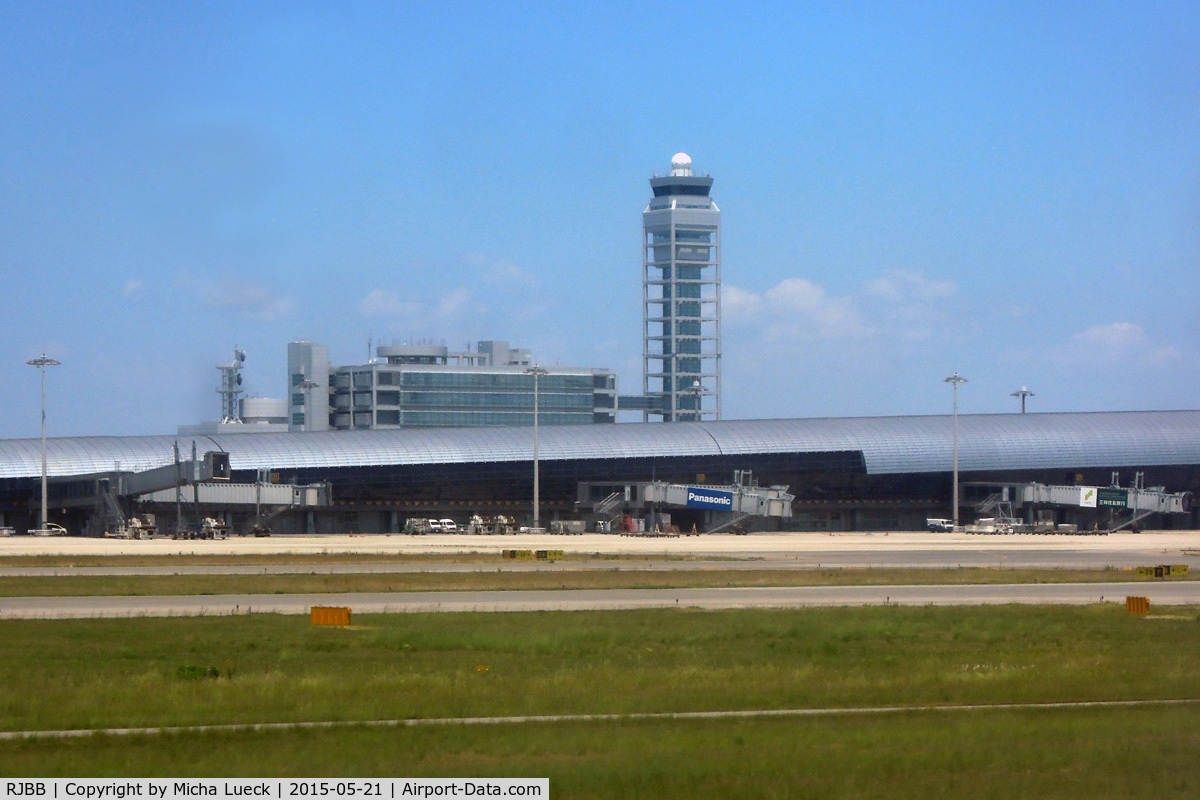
[217,348,246,423]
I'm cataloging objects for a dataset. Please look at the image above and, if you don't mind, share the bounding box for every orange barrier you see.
[311,606,352,626]
[1125,596,1150,615]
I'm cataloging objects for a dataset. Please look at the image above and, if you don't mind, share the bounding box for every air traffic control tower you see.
[642,153,721,421]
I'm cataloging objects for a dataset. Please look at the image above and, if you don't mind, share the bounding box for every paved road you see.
[2,546,1198,576]
[6,698,1197,740]
[1,581,1195,618]
[2,531,1198,574]
[3,531,1199,558]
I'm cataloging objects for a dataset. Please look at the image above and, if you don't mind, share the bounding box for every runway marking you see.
[3,698,1198,740]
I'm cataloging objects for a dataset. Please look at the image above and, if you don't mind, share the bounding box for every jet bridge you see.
[962,475,1192,533]
[45,451,329,537]
[578,471,794,533]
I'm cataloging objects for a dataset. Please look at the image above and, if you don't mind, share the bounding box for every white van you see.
[439,518,458,532]
[427,519,444,532]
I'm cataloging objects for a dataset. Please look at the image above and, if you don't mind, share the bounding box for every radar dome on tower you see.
[670,152,693,176]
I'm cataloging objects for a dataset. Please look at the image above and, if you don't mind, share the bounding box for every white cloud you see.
[438,288,474,316]
[122,279,145,299]
[359,286,482,324]
[360,289,419,317]
[724,269,954,345]
[471,254,540,289]
[176,273,294,320]
[864,270,956,302]
[1052,322,1182,367]
[1077,321,1145,351]
[860,270,958,342]
[760,278,868,340]
[722,284,764,322]
[721,278,868,344]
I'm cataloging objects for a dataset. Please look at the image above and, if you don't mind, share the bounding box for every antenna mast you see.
[217,348,246,423]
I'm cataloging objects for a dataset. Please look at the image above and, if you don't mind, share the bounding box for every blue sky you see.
[2,1,1198,437]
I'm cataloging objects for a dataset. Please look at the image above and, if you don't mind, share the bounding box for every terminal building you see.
[2,410,1198,536]
[290,340,617,432]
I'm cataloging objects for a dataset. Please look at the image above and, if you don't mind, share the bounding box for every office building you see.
[288,341,331,432]
[289,340,616,431]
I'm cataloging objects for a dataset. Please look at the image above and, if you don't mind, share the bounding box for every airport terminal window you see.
[396,391,593,409]
[291,413,305,426]
[676,246,710,262]
[292,393,306,406]
[399,410,591,427]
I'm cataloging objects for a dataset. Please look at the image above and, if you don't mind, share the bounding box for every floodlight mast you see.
[1011,386,1034,414]
[27,355,61,531]
[944,372,967,527]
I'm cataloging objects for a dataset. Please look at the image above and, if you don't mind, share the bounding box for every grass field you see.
[3,605,1197,794]
[4,708,1198,797]
[3,605,1198,730]
[0,566,1190,596]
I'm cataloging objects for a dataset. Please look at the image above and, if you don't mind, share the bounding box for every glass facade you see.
[327,364,617,429]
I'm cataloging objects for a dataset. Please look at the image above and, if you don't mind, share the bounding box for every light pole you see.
[525,366,548,530]
[944,372,967,527]
[1011,386,1034,414]
[27,354,60,532]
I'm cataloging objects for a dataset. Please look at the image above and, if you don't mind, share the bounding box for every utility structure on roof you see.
[217,348,246,423]
[642,152,721,422]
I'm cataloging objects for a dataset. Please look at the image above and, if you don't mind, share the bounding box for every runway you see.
[1,581,1195,619]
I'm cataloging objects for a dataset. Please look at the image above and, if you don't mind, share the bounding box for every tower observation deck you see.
[642,153,721,421]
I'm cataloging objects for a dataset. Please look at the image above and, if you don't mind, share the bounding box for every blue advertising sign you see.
[686,488,734,509]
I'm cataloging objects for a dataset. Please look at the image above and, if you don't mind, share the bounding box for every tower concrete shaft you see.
[642,153,721,422]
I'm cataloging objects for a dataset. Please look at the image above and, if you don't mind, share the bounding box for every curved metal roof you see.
[1,410,1198,480]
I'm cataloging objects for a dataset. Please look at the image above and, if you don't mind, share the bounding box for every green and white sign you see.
[1097,488,1129,508]
[1078,487,1098,508]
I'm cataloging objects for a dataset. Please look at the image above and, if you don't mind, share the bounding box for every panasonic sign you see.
[686,488,734,509]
